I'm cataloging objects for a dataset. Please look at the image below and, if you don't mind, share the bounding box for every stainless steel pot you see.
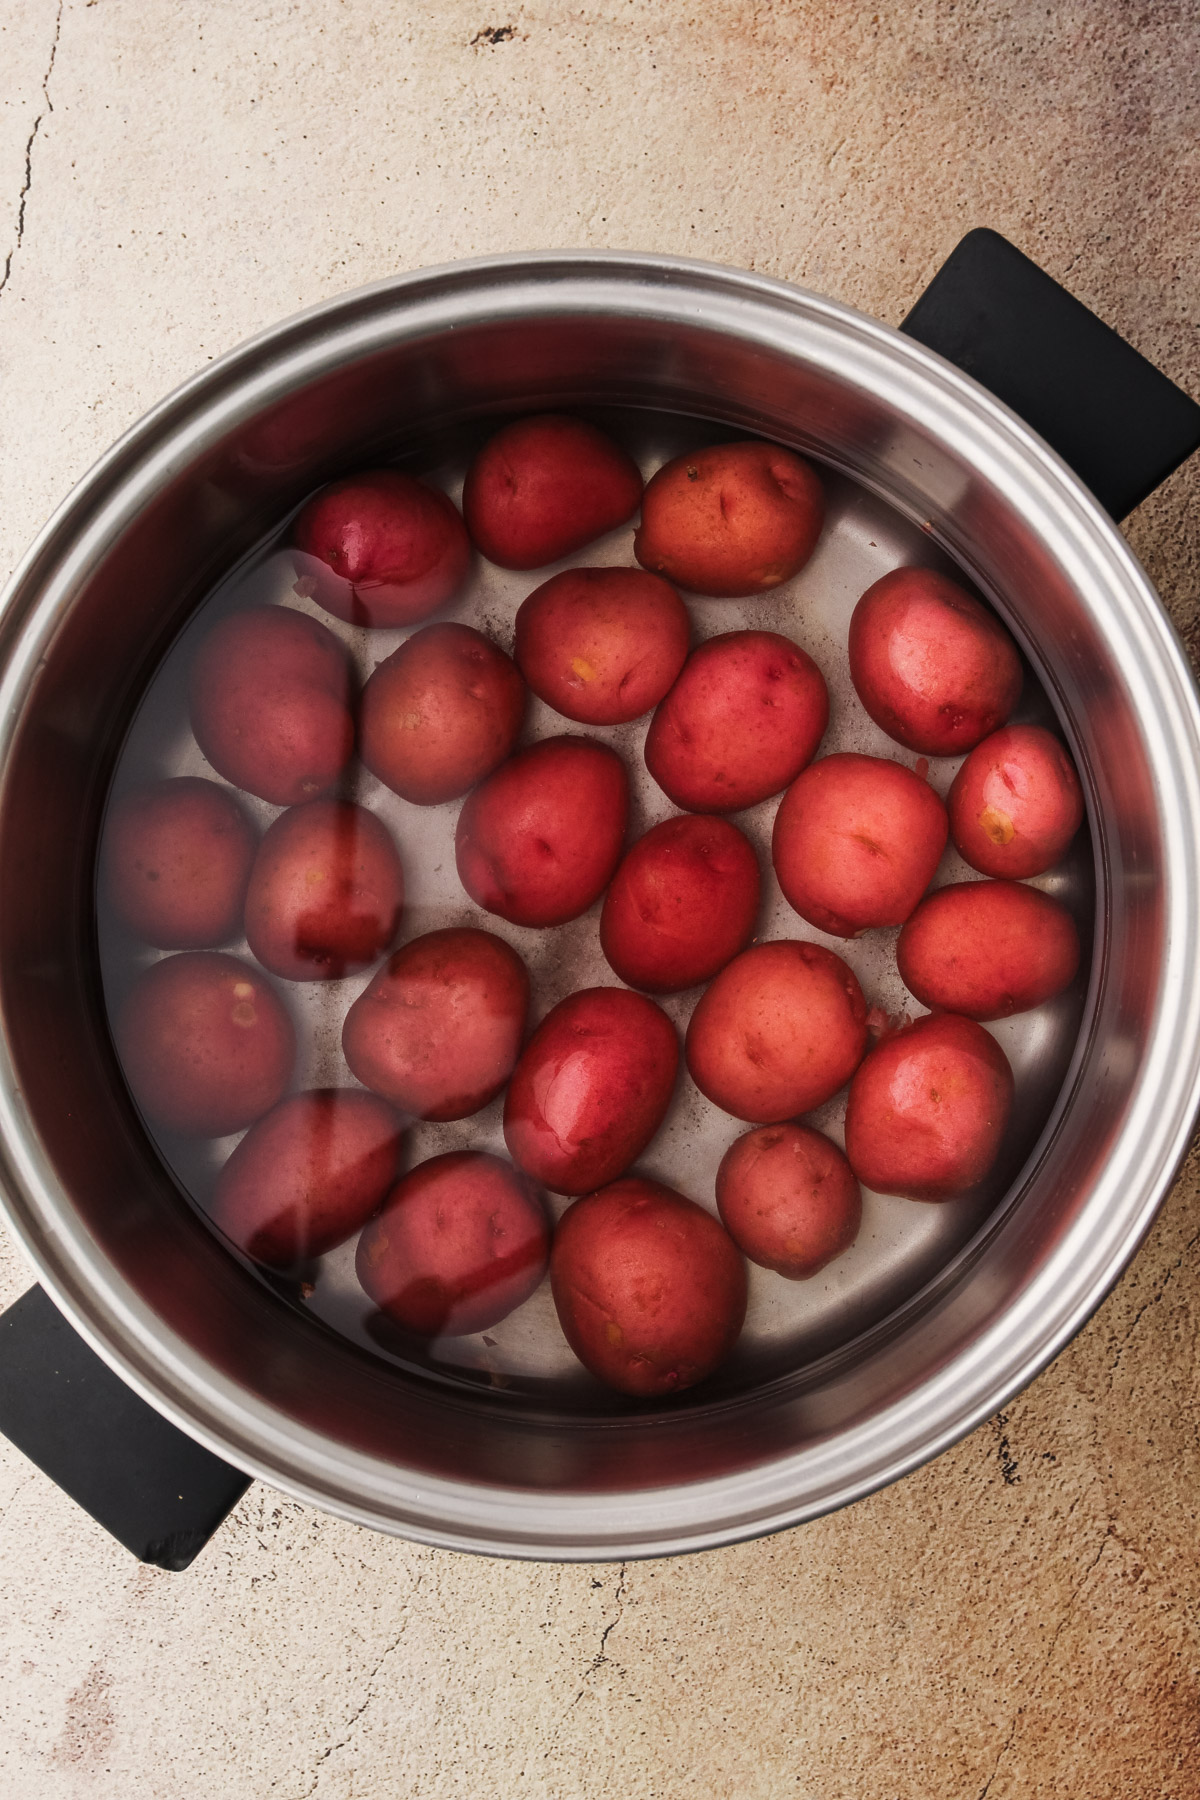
[1,249,1199,1560]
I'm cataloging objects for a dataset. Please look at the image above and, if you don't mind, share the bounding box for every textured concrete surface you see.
[0,3,1198,1795]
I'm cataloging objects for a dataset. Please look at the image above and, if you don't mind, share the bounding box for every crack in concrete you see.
[298,1567,427,1799]
[0,0,63,302]
[1109,1224,1200,1383]
[571,1560,627,1706]
[974,1527,1113,1800]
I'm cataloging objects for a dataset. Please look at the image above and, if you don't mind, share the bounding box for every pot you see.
[1,239,1198,1562]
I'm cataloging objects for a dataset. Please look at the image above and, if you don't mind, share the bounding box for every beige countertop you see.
[0,4,1197,1795]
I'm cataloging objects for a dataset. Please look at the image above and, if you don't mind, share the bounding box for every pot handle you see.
[0,1285,250,1569]
[900,228,1200,519]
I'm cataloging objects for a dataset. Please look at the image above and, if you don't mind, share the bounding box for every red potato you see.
[455,736,629,927]
[843,1012,1014,1202]
[360,623,526,805]
[716,1123,862,1279]
[210,1089,405,1268]
[462,415,643,570]
[550,1178,747,1398]
[644,630,829,812]
[634,440,824,597]
[189,607,355,806]
[342,927,530,1121]
[599,815,760,993]
[848,567,1022,756]
[513,567,690,725]
[102,777,256,949]
[898,880,1081,1020]
[949,723,1085,878]
[503,987,679,1195]
[244,800,404,982]
[356,1150,549,1336]
[293,470,471,628]
[116,951,295,1137]
[772,752,948,937]
[685,940,868,1124]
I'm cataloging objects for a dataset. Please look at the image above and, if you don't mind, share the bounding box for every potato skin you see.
[685,940,868,1124]
[513,567,689,725]
[244,800,404,982]
[293,470,471,628]
[772,752,948,936]
[116,951,295,1137]
[848,567,1022,756]
[462,415,643,570]
[550,1178,747,1397]
[356,1150,549,1336]
[210,1089,405,1268]
[342,927,530,1121]
[599,815,760,993]
[716,1124,862,1279]
[897,880,1081,1020]
[843,1012,1014,1201]
[503,987,679,1195]
[644,630,829,813]
[360,623,527,805]
[102,777,256,949]
[949,723,1085,878]
[189,606,355,806]
[455,736,629,927]
[634,441,824,597]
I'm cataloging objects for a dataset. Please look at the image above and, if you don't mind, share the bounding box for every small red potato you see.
[360,622,526,805]
[455,736,629,927]
[462,415,643,570]
[116,951,295,1137]
[685,940,868,1124]
[716,1123,862,1279]
[843,1012,1014,1201]
[210,1088,405,1268]
[949,723,1085,878]
[772,752,948,937]
[102,777,256,949]
[293,469,471,628]
[342,927,530,1120]
[513,566,689,725]
[503,987,679,1195]
[634,440,824,597]
[189,606,355,806]
[550,1178,747,1398]
[898,880,1081,1020]
[848,567,1022,756]
[244,800,404,982]
[644,630,829,812]
[599,815,760,993]
[356,1150,549,1336]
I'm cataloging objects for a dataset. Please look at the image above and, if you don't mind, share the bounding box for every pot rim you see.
[2,250,1199,1559]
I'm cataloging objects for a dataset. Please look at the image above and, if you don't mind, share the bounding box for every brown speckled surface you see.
[0,4,1198,1795]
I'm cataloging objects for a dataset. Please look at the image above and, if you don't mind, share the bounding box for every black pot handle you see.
[3,230,1197,1571]
[0,1285,249,1569]
[900,228,1200,520]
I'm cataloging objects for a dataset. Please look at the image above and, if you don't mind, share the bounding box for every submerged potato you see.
[513,566,689,724]
[634,440,824,597]
[210,1088,404,1268]
[599,814,760,993]
[356,1150,550,1337]
[116,951,295,1138]
[897,879,1081,1019]
[244,800,404,982]
[503,987,679,1194]
[462,415,643,570]
[102,777,256,949]
[293,469,471,628]
[342,927,530,1121]
[843,1012,1014,1202]
[949,723,1085,877]
[550,1178,747,1397]
[716,1123,862,1279]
